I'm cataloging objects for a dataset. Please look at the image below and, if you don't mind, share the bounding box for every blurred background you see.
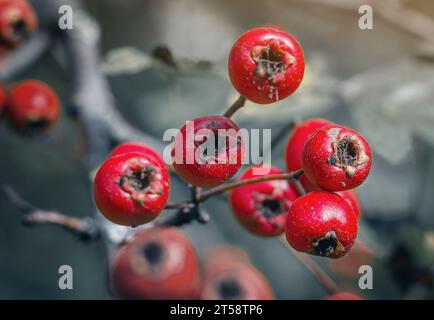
[1,0,434,299]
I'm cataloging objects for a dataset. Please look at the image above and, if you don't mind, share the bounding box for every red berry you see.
[93,152,170,226]
[285,118,333,191]
[336,190,361,219]
[302,125,372,191]
[0,0,38,49]
[172,115,244,188]
[5,80,61,131]
[229,165,299,237]
[285,191,358,258]
[228,26,305,104]
[110,227,201,300]
[200,246,274,300]
[109,141,162,161]
[0,83,6,116]
[325,292,363,300]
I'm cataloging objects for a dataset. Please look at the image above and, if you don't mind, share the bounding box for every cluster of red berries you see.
[229,118,371,259]
[0,80,61,132]
[94,26,373,299]
[94,26,306,225]
[110,227,274,300]
[0,0,37,51]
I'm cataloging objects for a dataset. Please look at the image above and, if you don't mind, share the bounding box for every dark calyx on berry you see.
[142,242,164,265]
[218,278,243,300]
[252,41,295,82]
[120,167,155,192]
[312,231,345,257]
[12,20,28,38]
[330,136,370,178]
[260,198,284,219]
[27,118,49,131]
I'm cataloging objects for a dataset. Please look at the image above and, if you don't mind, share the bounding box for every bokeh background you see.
[1,0,434,299]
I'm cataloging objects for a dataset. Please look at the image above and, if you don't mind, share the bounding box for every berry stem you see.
[164,169,304,213]
[223,95,247,118]
[279,237,339,295]
[199,169,304,202]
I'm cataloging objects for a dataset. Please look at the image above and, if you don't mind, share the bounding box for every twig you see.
[223,95,247,118]
[0,31,51,81]
[279,236,339,295]
[1,185,100,241]
[269,120,297,150]
[199,169,304,201]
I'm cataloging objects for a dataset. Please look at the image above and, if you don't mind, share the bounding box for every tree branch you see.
[279,236,339,295]
[1,185,100,241]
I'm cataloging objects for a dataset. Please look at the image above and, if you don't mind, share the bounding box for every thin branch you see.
[0,31,51,81]
[223,95,247,118]
[279,236,339,295]
[1,185,100,241]
[269,120,297,150]
[199,169,304,202]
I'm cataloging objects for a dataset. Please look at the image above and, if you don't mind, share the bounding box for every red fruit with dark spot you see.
[325,292,363,300]
[285,191,358,259]
[336,190,361,219]
[109,142,162,161]
[172,115,244,188]
[285,118,333,191]
[228,26,305,104]
[93,152,170,226]
[200,246,274,300]
[0,83,6,116]
[110,227,201,300]
[0,0,38,49]
[302,125,372,191]
[6,80,61,131]
[229,165,299,237]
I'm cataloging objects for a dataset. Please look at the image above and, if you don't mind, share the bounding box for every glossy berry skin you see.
[200,246,274,300]
[5,80,61,131]
[285,191,358,259]
[0,0,38,49]
[109,142,163,162]
[285,118,333,191]
[336,190,361,219]
[229,165,299,237]
[0,83,6,116]
[228,26,305,104]
[93,152,170,226]
[172,115,244,188]
[110,227,201,300]
[302,125,372,191]
[325,292,363,300]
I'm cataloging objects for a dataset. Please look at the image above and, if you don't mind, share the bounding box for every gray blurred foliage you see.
[1,0,434,299]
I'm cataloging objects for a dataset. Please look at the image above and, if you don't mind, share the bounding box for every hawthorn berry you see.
[302,125,372,191]
[229,165,299,237]
[0,83,6,116]
[285,191,358,259]
[336,190,361,219]
[325,292,363,300]
[172,115,244,188]
[109,141,163,162]
[5,80,61,131]
[285,118,333,191]
[110,226,201,300]
[93,152,170,226]
[200,246,274,300]
[228,26,305,104]
[0,0,38,49]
